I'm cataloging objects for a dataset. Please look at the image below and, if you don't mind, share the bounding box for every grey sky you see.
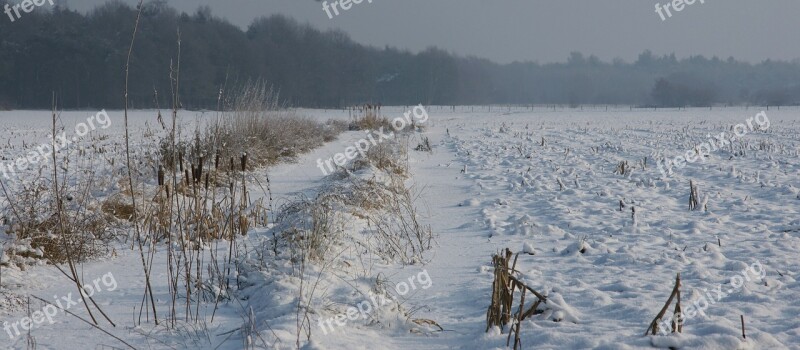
[61,0,800,64]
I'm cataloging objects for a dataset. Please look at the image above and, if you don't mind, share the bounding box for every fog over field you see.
[1,2,799,350]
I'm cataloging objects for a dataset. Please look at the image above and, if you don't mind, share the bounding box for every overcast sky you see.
[61,0,800,64]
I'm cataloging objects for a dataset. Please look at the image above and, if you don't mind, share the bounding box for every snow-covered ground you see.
[1,106,799,349]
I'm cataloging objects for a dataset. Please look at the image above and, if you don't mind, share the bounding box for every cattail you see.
[215,151,220,170]
[198,156,204,181]
[241,153,248,172]
[204,173,209,190]
[157,165,164,186]
[179,151,184,172]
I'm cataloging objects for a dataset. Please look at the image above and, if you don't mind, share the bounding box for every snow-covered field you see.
[1,106,799,349]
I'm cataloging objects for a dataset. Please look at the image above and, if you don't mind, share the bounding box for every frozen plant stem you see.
[123,0,158,325]
[741,315,746,339]
[50,93,100,325]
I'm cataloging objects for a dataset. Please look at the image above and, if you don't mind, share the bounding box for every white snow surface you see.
[1,106,799,349]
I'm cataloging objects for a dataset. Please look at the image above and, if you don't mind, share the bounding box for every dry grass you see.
[349,108,391,131]
[158,81,345,176]
[352,140,408,177]
[196,81,343,170]
[275,193,340,262]
[102,195,136,221]
[1,174,116,265]
[271,134,431,267]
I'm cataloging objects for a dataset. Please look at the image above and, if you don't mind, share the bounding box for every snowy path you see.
[375,129,497,349]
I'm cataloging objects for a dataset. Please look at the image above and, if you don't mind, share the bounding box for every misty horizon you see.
[1,1,799,350]
[43,0,800,65]
[3,1,800,110]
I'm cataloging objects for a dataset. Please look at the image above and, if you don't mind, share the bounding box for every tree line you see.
[1,0,800,110]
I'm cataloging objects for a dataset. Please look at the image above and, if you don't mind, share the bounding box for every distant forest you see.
[2,0,800,110]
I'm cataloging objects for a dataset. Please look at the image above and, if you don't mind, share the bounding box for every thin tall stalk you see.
[50,93,99,325]
[123,0,158,325]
